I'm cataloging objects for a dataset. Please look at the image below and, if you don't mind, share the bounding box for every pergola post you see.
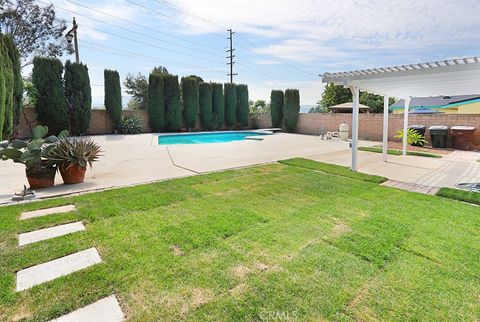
[350,86,360,171]
[402,97,411,156]
[382,96,389,162]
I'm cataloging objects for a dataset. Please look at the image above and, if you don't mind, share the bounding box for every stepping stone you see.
[16,248,101,291]
[20,205,76,220]
[49,295,124,322]
[18,222,85,246]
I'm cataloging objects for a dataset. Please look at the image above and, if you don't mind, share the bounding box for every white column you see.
[350,86,360,171]
[402,97,411,156]
[382,96,389,162]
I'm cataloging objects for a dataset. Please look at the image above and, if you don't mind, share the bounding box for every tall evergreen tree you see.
[181,76,199,130]
[224,83,236,129]
[211,83,224,129]
[199,82,212,130]
[284,89,300,132]
[148,73,164,132]
[0,37,6,140]
[235,84,249,128]
[270,90,284,128]
[32,56,68,135]
[64,60,91,135]
[3,36,22,130]
[104,69,122,130]
[164,75,181,132]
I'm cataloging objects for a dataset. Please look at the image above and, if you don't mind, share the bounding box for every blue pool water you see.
[158,131,268,145]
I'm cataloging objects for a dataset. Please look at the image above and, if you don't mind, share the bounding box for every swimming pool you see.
[158,131,270,145]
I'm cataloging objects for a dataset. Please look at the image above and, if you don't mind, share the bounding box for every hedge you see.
[283,89,300,132]
[270,90,284,128]
[32,57,69,135]
[148,73,165,132]
[164,75,181,132]
[4,36,22,129]
[236,84,249,128]
[104,69,122,130]
[0,35,9,140]
[211,83,224,129]
[199,82,213,130]
[224,83,236,128]
[64,61,92,135]
[181,76,199,130]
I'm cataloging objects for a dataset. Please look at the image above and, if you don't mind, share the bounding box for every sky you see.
[43,0,480,107]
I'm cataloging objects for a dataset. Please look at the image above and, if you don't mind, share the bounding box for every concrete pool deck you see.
[1,132,480,205]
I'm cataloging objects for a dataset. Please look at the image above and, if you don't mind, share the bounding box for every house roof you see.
[329,102,370,110]
[390,94,480,110]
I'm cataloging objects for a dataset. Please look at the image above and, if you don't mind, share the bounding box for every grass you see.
[278,158,387,183]
[437,187,480,206]
[1,161,479,321]
[358,146,443,158]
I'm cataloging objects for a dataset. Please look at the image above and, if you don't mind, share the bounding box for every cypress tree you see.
[148,73,164,132]
[0,64,5,141]
[181,76,199,130]
[224,83,236,129]
[32,57,69,135]
[199,82,212,130]
[283,89,300,132]
[211,83,224,129]
[4,36,22,128]
[104,69,122,130]
[270,90,284,128]
[64,61,92,135]
[2,62,13,139]
[164,75,181,132]
[236,84,249,128]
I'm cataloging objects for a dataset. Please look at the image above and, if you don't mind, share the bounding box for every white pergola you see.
[321,56,480,171]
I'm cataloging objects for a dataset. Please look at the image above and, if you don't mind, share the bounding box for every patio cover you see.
[320,56,480,171]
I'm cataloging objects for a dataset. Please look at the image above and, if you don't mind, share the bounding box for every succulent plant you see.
[394,128,428,146]
[46,138,101,170]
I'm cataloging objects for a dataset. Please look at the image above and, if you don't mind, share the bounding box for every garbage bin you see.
[429,125,449,148]
[408,125,427,146]
[451,126,476,150]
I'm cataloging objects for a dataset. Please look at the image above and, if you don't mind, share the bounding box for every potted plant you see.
[47,138,101,184]
[0,126,68,189]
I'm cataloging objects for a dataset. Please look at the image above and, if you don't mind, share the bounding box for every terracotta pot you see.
[26,166,56,189]
[59,163,87,184]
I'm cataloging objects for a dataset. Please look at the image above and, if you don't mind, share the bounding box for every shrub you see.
[211,83,224,129]
[32,57,69,135]
[164,75,181,132]
[283,89,300,132]
[236,84,249,128]
[64,61,92,135]
[224,83,236,128]
[117,115,143,134]
[181,76,199,130]
[104,69,122,130]
[199,82,213,130]
[148,73,164,132]
[4,36,22,129]
[270,90,284,128]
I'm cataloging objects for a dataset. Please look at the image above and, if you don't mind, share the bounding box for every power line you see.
[226,29,237,83]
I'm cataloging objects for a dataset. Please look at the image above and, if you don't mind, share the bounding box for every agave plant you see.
[46,138,101,170]
[394,128,428,146]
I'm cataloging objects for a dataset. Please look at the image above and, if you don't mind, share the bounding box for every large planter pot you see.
[25,166,56,189]
[59,163,87,184]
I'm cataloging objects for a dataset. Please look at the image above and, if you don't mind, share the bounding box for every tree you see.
[0,0,70,67]
[284,89,300,132]
[0,34,14,139]
[309,103,328,113]
[147,73,164,132]
[164,75,181,132]
[31,56,68,135]
[320,83,351,108]
[104,69,122,130]
[236,84,249,128]
[64,60,91,135]
[224,83,236,129]
[211,83,224,130]
[199,82,212,130]
[250,100,269,114]
[359,92,395,113]
[124,66,169,110]
[181,76,199,130]
[3,36,22,129]
[270,90,284,128]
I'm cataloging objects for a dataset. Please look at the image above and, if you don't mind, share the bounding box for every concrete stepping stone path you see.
[20,205,76,220]
[16,247,102,291]
[18,222,85,246]
[49,295,124,322]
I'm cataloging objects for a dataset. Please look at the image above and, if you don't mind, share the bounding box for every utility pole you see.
[66,17,80,63]
[226,29,237,83]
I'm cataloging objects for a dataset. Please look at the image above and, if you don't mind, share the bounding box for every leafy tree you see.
[0,0,70,67]
[164,75,181,132]
[147,73,164,132]
[124,66,169,110]
[224,83,236,129]
[270,90,284,127]
[32,56,68,135]
[284,89,300,132]
[236,84,249,128]
[211,83,224,130]
[104,69,122,130]
[359,92,395,113]
[250,100,269,113]
[181,76,199,130]
[320,83,351,108]
[308,104,328,113]
[199,82,212,130]
[64,60,91,135]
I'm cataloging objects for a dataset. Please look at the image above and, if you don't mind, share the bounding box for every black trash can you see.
[408,125,427,146]
[451,126,476,150]
[429,125,449,148]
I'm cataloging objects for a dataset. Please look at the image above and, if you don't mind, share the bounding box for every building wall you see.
[393,101,480,114]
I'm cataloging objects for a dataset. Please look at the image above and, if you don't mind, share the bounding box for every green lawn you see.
[437,187,480,206]
[1,161,479,321]
[358,146,443,158]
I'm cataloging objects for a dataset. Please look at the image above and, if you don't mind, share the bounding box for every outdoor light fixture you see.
[65,17,79,63]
